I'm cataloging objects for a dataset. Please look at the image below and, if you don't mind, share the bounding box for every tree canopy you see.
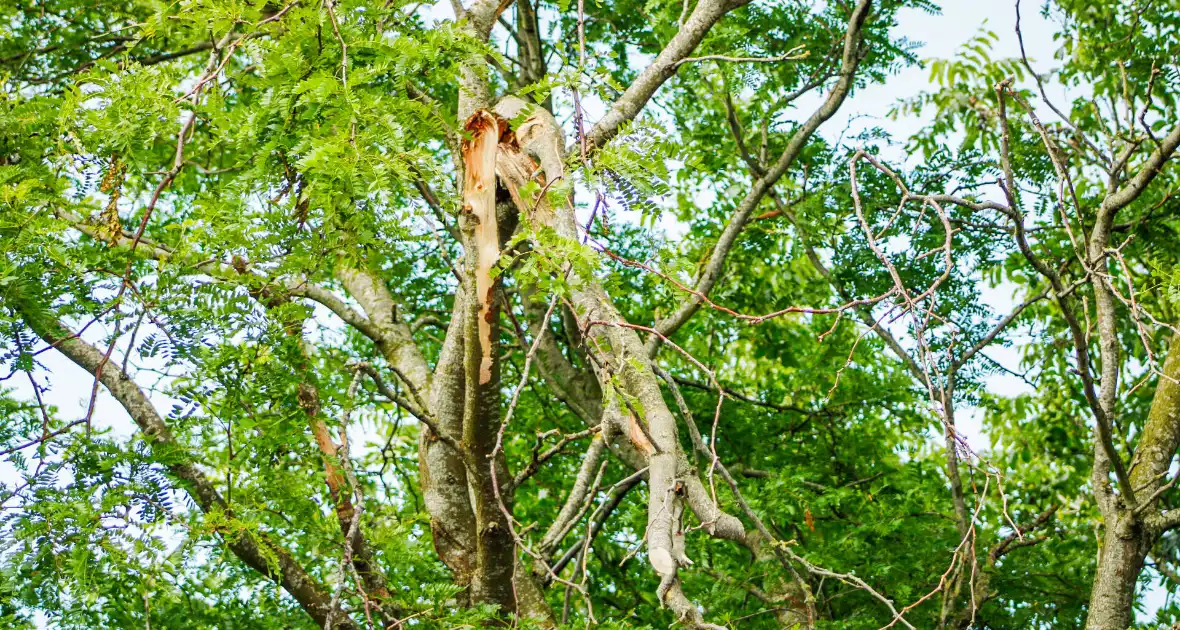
[2,0,1180,628]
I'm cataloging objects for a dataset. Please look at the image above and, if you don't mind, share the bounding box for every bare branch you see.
[674,45,808,69]
[582,0,754,152]
[645,0,875,352]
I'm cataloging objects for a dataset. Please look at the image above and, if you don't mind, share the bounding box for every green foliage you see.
[892,26,1032,157]
[2,0,1180,628]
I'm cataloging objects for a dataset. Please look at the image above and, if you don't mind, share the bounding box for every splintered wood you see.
[462,105,561,386]
[462,111,501,385]
[628,411,655,455]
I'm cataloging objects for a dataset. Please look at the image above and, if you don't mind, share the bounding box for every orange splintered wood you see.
[628,411,655,456]
[462,110,501,385]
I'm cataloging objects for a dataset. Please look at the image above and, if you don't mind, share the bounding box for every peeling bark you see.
[491,97,732,628]
[439,108,548,620]
[463,111,503,385]
[403,104,557,624]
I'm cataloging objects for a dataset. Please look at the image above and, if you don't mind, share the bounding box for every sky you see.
[4,0,1174,624]
[8,1,1071,469]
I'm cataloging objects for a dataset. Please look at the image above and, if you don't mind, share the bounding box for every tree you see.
[1,0,1178,628]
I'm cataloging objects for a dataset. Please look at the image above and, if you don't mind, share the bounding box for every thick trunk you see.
[416,112,511,604]
[421,287,479,596]
[460,273,517,611]
[458,111,518,612]
[1086,515,1150,630]
[1085,335,1180,629]
[418,109,555,625]
[462,328,518,610]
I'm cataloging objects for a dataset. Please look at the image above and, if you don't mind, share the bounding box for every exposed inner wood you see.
[462,110,501,384]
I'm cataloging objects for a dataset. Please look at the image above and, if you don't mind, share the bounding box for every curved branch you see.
[645,0,875,353]
[11,298,358,630]
[581,0,753,152]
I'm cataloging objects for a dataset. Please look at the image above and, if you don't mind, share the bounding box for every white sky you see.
[5,0,1174,623]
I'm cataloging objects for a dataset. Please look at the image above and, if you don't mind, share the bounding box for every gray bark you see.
[421,286,480,595]
[1086,336,1180,629]
[583,0,753,152]
[1081,123,1180,629]
[1086,515,1151,630]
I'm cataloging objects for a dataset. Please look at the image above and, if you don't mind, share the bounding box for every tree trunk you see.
[1086,515,1150,630]
[1085,334,1180,629]
[420,287,479,598]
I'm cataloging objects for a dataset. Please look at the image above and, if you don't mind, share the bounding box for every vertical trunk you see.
[1086,515,1150,630]
[461,293,517,611]
[514,0,548,101]
[457,109,528,615]
[421,288,479,596]
[465,111,501,387]
[415,107,557,625]
[1085,335,1180,629]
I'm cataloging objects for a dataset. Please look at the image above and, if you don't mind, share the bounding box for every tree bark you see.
[421,286,479,598]
[1085,334,1180,629]
[1086,515,1151,630]
[490,98,736,629]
